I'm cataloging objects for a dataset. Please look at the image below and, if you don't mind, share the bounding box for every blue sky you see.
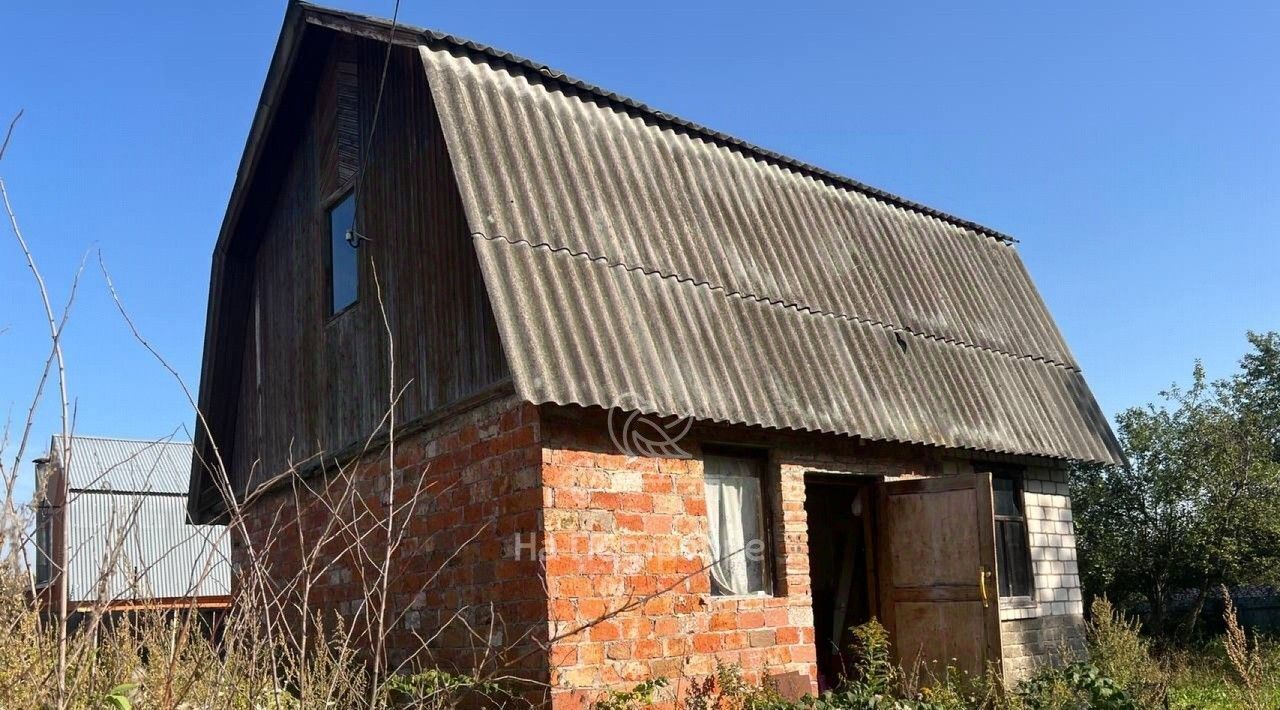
[1,1,1277,501]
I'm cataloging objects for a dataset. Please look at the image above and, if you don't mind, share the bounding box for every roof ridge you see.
[473,231,1079,372]
[300,2,1018,245]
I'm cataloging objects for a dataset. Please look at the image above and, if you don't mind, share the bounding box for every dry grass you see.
[1221,586,1267,710]
[0,111,553,708]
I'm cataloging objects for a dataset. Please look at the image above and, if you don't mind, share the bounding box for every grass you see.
[1163,641,1280,710]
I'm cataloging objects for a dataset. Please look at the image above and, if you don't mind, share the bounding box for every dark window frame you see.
[34,505,53,587]
[324,185,360,319]
[988,469,1036,600]
[701,445,777,597]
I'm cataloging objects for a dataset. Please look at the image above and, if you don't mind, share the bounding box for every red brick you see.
[615,512,646,532]
[692,633,721,653]
[588,620,622,642]
[642,475,674,494]
[710,613,738,631]
[653,616,682,637]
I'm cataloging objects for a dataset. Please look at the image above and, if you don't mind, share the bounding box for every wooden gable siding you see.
[230,36,508,490]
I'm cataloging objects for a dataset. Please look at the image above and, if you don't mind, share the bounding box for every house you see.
[33,436,231,619]
[188,2,1122,704]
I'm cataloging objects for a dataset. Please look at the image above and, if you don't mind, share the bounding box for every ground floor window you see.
[992,473,1035,598]
[704,454,772,596]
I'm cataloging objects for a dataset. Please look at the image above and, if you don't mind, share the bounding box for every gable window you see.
[704,454,773,596]
[35,505,52,586]
[992,473,1034,598]
[327,191,359,315]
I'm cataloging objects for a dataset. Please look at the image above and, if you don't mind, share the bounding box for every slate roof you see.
[192,4,1122,520]
[418,41,1121,463]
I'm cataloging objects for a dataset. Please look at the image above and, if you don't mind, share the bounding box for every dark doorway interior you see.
[804,477,877,690]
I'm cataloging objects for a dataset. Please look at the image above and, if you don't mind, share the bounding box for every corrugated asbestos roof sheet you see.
[300,2,1019,246]
[66,492,231,603]
[419,46,1123,464]
[63,436,194,493]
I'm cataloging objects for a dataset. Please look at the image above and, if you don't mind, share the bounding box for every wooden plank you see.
[223,39,510,491]
[877,472,1003,679]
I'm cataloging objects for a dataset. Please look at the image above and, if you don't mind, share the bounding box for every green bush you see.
[386,668,515,708]
[1086,597,1167,708]
[805,620,1008,710]
[683,662,794,710]
[593,677,669,710]
[1015,662,1137,710]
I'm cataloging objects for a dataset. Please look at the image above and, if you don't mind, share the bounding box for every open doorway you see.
[804,476,878,690]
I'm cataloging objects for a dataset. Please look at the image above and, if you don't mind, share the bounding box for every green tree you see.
[1072,332,1280,634]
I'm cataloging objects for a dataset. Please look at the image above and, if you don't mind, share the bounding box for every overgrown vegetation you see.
[592,600,1280,710]
[1071,332,1280,637]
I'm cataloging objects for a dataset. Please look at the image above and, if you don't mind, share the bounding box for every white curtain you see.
[705,457,767,595]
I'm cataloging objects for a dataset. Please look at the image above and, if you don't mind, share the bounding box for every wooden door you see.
[876,473,1002,679]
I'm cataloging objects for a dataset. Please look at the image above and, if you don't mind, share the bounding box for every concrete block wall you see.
[999,465,1087,681]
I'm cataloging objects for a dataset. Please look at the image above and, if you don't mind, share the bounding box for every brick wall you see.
[230,394,549,690]
[537,407,941,708]
[230,396,1089,702]
[998,465,1087,681]
[539,429,815,708]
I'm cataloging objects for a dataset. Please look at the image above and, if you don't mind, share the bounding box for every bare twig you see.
[0,109,22,163]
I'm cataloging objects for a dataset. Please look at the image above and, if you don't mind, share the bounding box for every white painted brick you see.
[788,606,814,626]
[611,470,642,492]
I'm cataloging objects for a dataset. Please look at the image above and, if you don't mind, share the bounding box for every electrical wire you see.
[346,0,402,246]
